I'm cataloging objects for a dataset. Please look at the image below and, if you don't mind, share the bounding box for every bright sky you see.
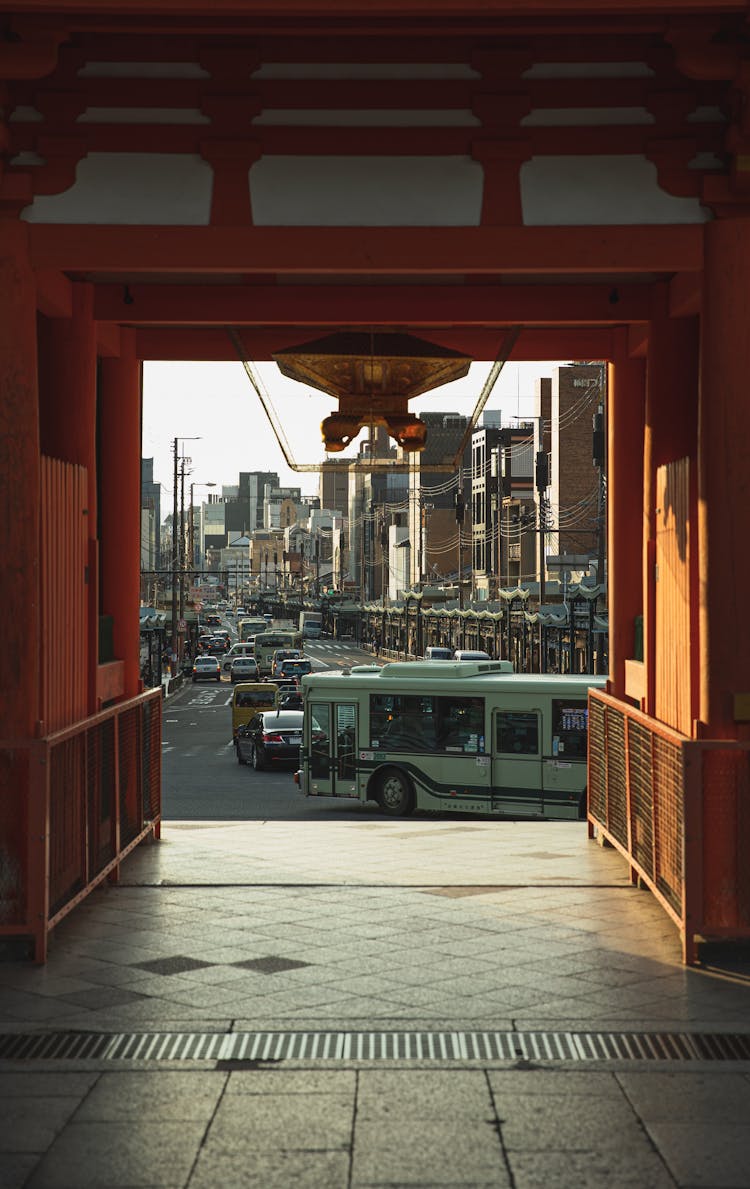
[141,358,566,511]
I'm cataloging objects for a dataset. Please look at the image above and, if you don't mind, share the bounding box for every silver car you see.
[230,656,260,684]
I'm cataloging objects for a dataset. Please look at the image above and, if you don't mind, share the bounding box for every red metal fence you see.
[588,688,750,964]
[0,688,161,962]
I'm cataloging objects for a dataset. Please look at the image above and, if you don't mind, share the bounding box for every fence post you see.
[27,742,50,963]
[681,742,703,966]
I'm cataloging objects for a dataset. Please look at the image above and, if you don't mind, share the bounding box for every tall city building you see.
[401,412,472,590]
[140,458,161,575]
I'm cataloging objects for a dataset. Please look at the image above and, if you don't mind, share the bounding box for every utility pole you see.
[455,471,465,609]
[170,439,179,675]
[170,436,200,675]
[380,514,389,606]
[178,458,185,619]
[535,438,549,673]
[593,378,607,673]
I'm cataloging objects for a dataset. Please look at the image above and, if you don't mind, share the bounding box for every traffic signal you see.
[454,492,465,523]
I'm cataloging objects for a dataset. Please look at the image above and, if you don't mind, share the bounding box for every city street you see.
[162,636,381,820]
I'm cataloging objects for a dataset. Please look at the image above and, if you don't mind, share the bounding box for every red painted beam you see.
[134,324,616,362]
[13,76,725,111]
[8,121,724,158]
[93,281,651,326]
[30,224,704,275]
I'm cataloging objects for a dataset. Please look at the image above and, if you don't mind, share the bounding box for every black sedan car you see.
[235,709,304,769]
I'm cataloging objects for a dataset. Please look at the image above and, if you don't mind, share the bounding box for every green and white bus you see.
[254,628,303,676]
[298,661,606,819]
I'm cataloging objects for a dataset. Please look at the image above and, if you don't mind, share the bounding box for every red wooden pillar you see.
[699,221,750,740]
[0,220,40,737]
[0,219,41,939]
[99,330,142,699]
[643,286,699,729]
[695,220,750,937]
[37,283,98,713]
[607,332,645,702]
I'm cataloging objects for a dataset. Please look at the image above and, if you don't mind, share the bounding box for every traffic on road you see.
[161,612,382,821]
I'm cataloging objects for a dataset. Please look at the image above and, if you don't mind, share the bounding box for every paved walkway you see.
[1,818,750,1188]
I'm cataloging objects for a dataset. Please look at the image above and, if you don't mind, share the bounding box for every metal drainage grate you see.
[1,1030,750,1063]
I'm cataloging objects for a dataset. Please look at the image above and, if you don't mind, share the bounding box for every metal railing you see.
[588,688,750,964]
[0,688,161,962]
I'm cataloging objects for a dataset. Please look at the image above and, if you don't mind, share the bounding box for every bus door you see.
[491,708,543,815]
[308,701,358,797]
[542,699,590,816]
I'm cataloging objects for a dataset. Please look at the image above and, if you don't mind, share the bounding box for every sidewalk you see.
[1,818,749,1188]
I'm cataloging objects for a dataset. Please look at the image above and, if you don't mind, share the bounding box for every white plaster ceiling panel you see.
[520,155,711,225]
[22,153,212,224]
[249,155,483,226]
[78,108,211,125]
[253,109,481,126]
[523,62,655,78]
[252,63,480,79]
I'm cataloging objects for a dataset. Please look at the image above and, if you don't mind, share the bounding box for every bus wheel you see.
[376,768,414,817]
[578,788,587,819]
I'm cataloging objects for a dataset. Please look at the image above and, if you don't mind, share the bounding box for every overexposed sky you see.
[141,358,565,512]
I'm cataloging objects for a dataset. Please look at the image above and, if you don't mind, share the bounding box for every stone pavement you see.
[1,818,750,1188]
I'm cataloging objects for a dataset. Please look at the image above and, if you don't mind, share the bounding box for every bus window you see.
[371,694,436,752]
[435,696,484,754]
[370,693,484,754]
[551,700,588,758]
[496,711,539,755]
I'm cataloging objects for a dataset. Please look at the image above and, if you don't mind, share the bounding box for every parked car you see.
[235,709,304,769]
[192,656,221,682]
[453,649,491,661]
[230,656,260,683]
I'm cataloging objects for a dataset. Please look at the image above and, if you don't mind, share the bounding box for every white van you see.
[453,649,491,662]
[424,646,453,661]
[222,641,256,672]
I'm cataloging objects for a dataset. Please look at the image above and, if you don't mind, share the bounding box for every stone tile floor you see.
[1,819,749,1187]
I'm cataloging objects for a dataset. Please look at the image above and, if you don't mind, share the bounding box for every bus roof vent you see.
[379,660,514,679]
